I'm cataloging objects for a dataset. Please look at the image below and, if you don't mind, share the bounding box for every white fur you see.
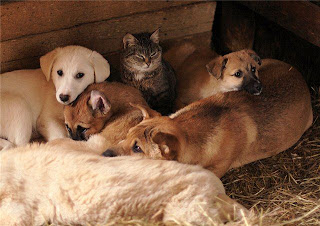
[0,143,249,225]
[0,46,110,150]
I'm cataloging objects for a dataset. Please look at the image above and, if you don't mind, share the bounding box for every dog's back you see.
[0,143,250,225]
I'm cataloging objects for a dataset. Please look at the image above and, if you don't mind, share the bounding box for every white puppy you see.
[0,143,250,225]
[0,46,110,150]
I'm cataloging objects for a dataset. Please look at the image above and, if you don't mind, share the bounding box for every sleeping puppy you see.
[0,143,251,225]
[104,59,313,178]
[60,82,158,154]
[0,46,110,150]
[164,43,262,110]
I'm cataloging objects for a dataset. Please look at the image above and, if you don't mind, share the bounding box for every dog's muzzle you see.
[243,80,262,95]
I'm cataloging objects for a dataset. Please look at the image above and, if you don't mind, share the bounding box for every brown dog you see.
[104,59,313,178]
[164,43,262,110]
[62,82,159,153]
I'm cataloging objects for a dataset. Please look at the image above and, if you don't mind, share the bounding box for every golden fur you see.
[164,43,262,110]
[107,59,313,178]
[62,82,159,153]
[0,143,249,225]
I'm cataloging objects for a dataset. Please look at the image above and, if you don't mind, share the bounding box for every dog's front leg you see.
[37,116,67,142]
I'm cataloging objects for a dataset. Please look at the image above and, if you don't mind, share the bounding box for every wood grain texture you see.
[1,1,216,73]
[240,1,320,48]
[1,1,193,41]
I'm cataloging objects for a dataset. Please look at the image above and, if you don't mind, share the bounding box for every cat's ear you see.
[150,28,160,44]
[123,33,138,49]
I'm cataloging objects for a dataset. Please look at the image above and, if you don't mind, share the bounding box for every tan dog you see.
[63,82,159,153]
[0,143,251,225]
[164,43,262,110]
[104,59,313,178]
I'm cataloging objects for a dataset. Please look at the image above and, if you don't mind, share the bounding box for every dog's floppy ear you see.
[150,28,160,44]
[88,90,111,117]
[243,49,261,66]
[123,33,138,49]
[151,130,179,160]
[90,51,110,83]
[206,56,228,80]
[130,103,161,120]
[40,48,60,81]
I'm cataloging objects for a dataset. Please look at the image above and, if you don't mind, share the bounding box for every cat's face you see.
[122,29,162,71]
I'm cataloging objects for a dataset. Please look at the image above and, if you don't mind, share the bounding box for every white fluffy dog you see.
[0,46,110,150]
[0,143,250,225]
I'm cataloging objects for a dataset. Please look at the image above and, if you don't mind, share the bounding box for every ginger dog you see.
[62,82,159,153]
[104,59,313,178]
[0,143,251,225]
[164,43,262,110]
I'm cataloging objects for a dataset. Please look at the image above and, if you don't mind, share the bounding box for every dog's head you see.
[64,89,112,141]
[206,49,262,95]
[40,45,110,105]
[103,104,184,159]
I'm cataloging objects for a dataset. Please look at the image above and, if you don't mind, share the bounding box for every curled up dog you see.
[60,82,159,153]
[0,143,251,225]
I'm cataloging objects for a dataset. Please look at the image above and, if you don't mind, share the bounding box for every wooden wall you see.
[0,1,216,73]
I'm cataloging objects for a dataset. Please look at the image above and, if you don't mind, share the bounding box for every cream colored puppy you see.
[0,46,110,150]
[0,143,250,225]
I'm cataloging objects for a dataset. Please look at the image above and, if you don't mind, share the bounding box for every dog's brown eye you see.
[57,70,63,76]
[234,71,242,78]
[251,67,256,73]
[76,73,85,79]
[132,142,143,153]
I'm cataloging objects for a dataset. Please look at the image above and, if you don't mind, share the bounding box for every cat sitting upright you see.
[120,29,176,115]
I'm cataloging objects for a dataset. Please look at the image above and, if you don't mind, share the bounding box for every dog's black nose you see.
[102,149,117,157]
[59,94,70,102]
[254,82,262,93]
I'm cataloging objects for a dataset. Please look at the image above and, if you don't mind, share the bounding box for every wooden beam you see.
[1,2,216,73]
[240,1,320,48]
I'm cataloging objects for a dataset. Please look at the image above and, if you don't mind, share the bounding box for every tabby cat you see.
[120,29,176,115]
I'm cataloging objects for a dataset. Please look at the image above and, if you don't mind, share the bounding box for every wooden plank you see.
[1,32,212,74]
[1,1,216,68]
[240,1,320,48]
[1,1,196,41]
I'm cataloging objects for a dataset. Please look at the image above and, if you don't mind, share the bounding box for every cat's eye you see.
[132,141,144,153]
[150,52,157,57]
[234,71,242,78]
[76,72,85,79]
[57,70,63,76]
[251,67,256,73]
[137,54,145,60]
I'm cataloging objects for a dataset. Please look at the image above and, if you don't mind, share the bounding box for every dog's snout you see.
[59,94,70,102]
[254,81,262,92]
[102,149,117,157]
